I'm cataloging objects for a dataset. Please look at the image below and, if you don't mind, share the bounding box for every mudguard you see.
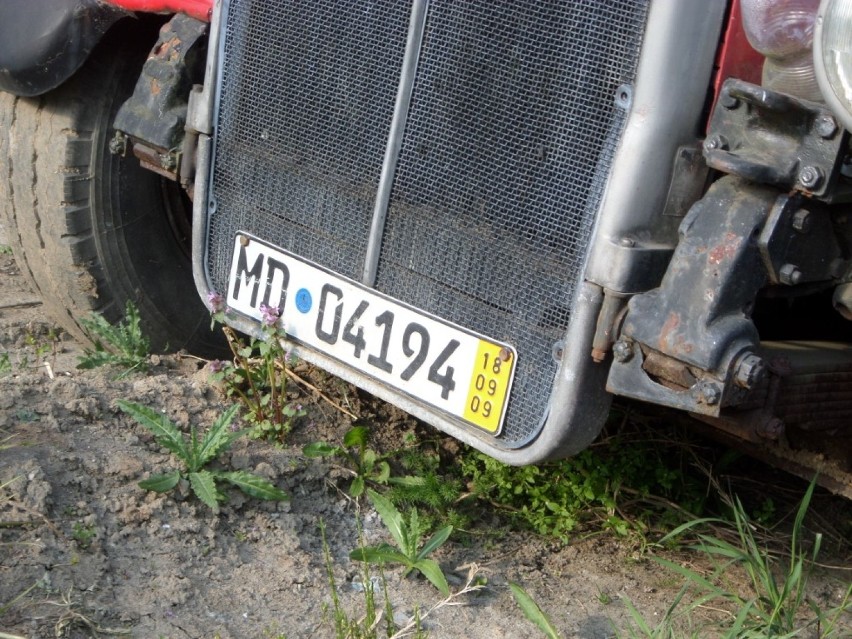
[0,0,127,97]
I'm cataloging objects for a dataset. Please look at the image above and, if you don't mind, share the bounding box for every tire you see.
[0,23,222,357]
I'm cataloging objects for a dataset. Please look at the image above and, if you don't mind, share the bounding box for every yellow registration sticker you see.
[463,341,514,434]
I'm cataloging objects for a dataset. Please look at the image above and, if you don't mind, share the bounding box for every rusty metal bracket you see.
[113,13,207,180]
[607,176,778,415]
[704,79,850,201]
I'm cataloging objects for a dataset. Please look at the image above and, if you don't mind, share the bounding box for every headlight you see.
[742,0,822,102]
[815,0,852,130]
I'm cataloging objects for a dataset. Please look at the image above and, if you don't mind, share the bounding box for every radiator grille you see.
[208,0,649,445]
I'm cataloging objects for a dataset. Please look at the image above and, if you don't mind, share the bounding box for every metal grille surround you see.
[208,0,650,446]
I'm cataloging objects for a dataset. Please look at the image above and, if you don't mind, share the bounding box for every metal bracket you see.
[704,79,850,201]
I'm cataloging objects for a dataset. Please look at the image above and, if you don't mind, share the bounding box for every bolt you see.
[798,165,823,189]
[733,353,766,389]
[791,209,812,233]
[499,347,513,362]
[704,134,729,152]
[612,340,633,363]
[815,114,838,139]
[692,381,721,406]
[108,132,127,156]
[720,90,739,109]
[756,417,785,441]
[160,153,177,171]
[779,263,803,286]
[619,237,635,248]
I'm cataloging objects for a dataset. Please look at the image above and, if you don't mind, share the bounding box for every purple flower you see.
[207,290,224,313]
[208,359,227,373]
[259,303,281,327]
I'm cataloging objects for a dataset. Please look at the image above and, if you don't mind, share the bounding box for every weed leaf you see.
[417,525,453,561]
[118,400,189,461]
[414,558,450,597]
[138,471,181,493]
[343,425,368,448]
[367,489,408,552]
[196,404,242,469]
[386,475,426,488]
[189,470,221,512]
[349,545,409,566]
[509,582,561,639]
[217,470,288,501]
[350,476,365,497]
[302,442,338,457]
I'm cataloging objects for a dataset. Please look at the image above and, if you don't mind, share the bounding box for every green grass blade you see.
[196,404,242,468]
[417,525,452,561]
[302,442,339,457]
[216,470,288,501]
[138,471,181,493]
[189,470,221,512]
[509,582,561,639]
[367,488,408,553]
[343,425,369,448]
[117,400,189,461]
[414,558,450,597]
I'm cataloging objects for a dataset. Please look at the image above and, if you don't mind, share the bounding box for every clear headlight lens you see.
[815,0,852,129]
[742,0,823,101]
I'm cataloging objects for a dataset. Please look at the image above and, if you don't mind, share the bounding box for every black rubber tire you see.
[0,23,221,356]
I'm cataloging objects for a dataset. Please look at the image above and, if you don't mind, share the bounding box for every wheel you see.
[0,22,221,356]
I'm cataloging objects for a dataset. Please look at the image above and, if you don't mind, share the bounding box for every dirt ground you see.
[1,228,850,638]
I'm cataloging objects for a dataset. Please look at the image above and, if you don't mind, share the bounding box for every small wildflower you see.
[259,303,281,327]
[208,359,227,373]
[207,290,224,313]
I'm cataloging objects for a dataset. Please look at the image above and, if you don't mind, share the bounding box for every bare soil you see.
[1,243,850,639]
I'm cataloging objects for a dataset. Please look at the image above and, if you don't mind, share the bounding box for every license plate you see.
[226,233,516,434]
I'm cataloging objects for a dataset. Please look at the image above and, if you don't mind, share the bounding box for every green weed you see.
[209,300,305,442]
[620,478,852,638]
[350,489,453,596]
[78,301,150,375]
[510,582,562,639]
[304,424,423,498]
[0,244,12,255]
[0,351,11,377]
[71,522,96,549]
[118,400,288,513]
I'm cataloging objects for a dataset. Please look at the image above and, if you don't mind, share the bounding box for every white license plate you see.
[226,233,516,434]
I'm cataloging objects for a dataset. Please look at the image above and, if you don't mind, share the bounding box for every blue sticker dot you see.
[295,288,312,313]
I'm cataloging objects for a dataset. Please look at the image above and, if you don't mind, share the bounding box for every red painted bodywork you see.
[713,0,764,102]
[104,0,212,22]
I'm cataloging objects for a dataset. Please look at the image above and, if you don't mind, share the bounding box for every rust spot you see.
[658,312,680,352]
[149,78,161,96]
[708,231,741,265]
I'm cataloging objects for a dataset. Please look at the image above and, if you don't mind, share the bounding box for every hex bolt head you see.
[720,90,739,109]
[791,209,812,233]
[779,263,803,286]
[108,132,127,157]
[815,114,838,139]
[612,340,633,363]
[692,381,721,405]
[734,353,766,389]
[756,417,785,441]
[798,165,823,189]
[704,134,729,152]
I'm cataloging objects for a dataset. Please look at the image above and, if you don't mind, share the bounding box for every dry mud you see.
[1,246,850,639]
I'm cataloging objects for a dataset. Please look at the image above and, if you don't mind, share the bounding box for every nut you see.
[756,417,785,441]
[779,263,802,286]
[692,381,721,406]
[815,114,838,139]
[733,353,766,389]
[719,90,739,109]
[612,340,633,363]
[798,165,823,189]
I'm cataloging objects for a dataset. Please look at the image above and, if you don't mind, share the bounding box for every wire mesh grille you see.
[375,1,649,444]
[208,0,410,283]
[208,0,649,446]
